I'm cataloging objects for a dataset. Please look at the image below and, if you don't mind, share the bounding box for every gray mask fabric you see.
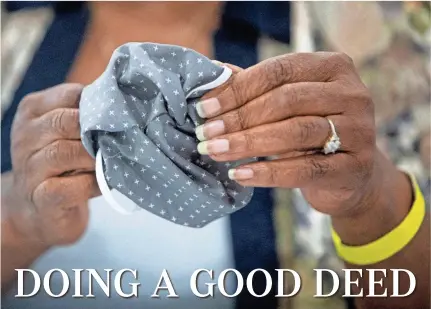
[79,43,255,228]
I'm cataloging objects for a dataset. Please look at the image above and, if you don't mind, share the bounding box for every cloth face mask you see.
[80,43,255,228]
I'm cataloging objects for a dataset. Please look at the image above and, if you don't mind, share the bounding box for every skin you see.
[1,3,429,309]
[68,2,220,84]
[1,84,100,292]
[196,53,430,308]
[2,2,221,293]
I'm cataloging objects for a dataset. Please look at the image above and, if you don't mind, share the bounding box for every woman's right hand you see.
[4,83,99,248]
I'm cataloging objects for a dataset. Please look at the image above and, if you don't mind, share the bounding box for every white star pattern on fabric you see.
[80,42,255,228]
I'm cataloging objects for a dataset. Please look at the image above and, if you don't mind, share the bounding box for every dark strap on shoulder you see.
[215,3,282,309]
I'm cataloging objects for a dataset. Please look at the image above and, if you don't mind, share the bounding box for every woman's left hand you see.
[196,52,380,218]
[196,53,429,309]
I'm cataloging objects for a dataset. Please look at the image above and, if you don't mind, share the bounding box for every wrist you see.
[1,217,48,293]
[2,218,49,255]
[331,150,413,246]
[2,173,50,255]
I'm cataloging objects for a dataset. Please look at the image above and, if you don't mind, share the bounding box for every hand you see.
[196,52,381,217]
[4,84,99,247]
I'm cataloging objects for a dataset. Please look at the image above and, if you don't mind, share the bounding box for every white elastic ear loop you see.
[95,150,139,215]
[185,66,232,99]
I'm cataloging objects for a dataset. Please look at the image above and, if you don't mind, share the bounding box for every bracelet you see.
[331,173,426,266]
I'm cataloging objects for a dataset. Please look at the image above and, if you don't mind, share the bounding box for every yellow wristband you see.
[331,173,426,266]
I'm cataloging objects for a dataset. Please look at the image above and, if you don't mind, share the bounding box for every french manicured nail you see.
[195,120,225,141]
[228,168,254,180]
[196,98,221,118]
[197,139,229,155]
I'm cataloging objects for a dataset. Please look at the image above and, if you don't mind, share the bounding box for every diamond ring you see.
[323,119,341,154]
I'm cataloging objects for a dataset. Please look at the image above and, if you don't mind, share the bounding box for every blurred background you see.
[1,2,430,309]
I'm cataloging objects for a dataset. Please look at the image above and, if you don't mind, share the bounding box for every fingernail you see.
[196,98,221,118]
[228,168,254,180]
[195,120,225,141]
[197,139,229,155]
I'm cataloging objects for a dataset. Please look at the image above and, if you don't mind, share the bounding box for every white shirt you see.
[4,196,237,309]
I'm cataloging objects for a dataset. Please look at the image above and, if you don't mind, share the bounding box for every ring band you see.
[323,119,341,154]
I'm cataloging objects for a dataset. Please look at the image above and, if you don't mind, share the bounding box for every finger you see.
[18,108,81,156]
[212,60,243,73]
[196,52,354,118]
[19,84,83,118]
[227,153,356,189]
[37,107,81,139]
[201,62,243,102]
[46,205,89,245]
[196,82,342,140]
[275,150,319,160]
[32,173,99,210]
[27,140,95,181]
[197,115,360,161]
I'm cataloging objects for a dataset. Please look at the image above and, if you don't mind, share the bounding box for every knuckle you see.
[34,179,58,206]
[69,108,80,123]
[242,131,256,152]
[280,84,299,112]
[351,90,375,119]
[36,182,50,204]
[261,164,278,186]
[80,176,95,195]
[68,109,80,131]
[18,93,38,116]
[265,57,291,88]
[260,90,275,111]
[19,94,34,109]
[65,142,81,162]
[10,136,28,164]
[348,82,372,103]
[279,83,291,98]
[345,119,375,154]
[324,52,354,76]
[293,121,315,145]
[257,92,280,125]
[340,81,374,114]
[234,108,249,130]
[334,52,354,66]
[44,140,62,163]
[50,109,69,135]
[305,156,330,181]
[229,74,246,107]
[57,84,83,106]
[319,82,333,98]
[68,176,95,203]
[268,166,278,186]
[10,121,28,152]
